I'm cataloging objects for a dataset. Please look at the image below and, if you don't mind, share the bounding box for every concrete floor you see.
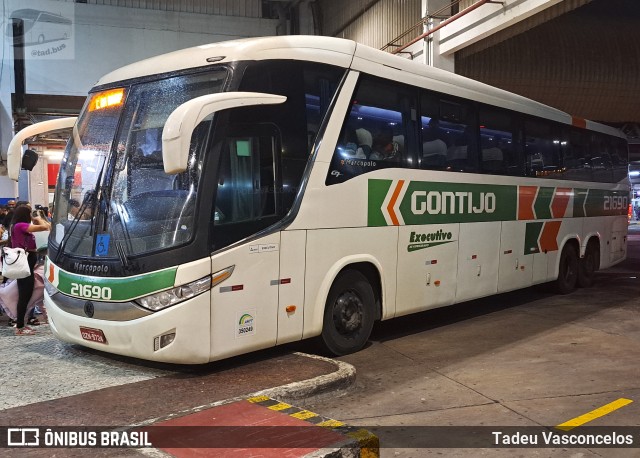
[302,228,640,457]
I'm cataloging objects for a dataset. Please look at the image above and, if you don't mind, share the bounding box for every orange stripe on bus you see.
[572,116,587,129]
[551,188,572,218]
[518,186,537,220]
[387,180,405,226]
[539,221,562,253]
[48,264,55,283]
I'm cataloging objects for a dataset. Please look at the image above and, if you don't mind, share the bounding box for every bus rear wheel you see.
[555,243,578,294]
[321,269,375,356]
[578,241,600,288]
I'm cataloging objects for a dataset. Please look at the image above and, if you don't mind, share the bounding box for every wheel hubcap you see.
[333,290,363,335]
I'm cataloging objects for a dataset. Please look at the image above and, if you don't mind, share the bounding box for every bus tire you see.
[321,269,375,356]
[578,241,600,288]
[555,243,578,294]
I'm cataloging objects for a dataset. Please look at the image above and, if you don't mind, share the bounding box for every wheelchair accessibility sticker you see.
[95,234,110,257]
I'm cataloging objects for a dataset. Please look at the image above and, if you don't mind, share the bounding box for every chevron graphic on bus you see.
[368,179,628,227]
[524,221,563,255]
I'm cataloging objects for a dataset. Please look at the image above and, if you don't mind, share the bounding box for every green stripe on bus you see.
[534,187,554,220]
[524,222,543,255]
[56,267,177,301]
[398,181,517,224]
[585,189,628,217]
[367,179,518,226]
[573,189,588,217]
[367,179,393,227]
[368,179,627,227]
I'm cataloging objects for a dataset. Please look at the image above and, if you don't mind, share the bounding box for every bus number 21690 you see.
[70,283,113,301]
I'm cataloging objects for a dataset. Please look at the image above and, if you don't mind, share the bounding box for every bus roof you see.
[96,35,623,139]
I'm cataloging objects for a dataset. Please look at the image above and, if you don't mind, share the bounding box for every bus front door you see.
[209,232,281,361]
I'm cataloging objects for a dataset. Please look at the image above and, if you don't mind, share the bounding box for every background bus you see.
[9,36,628,363]
[7,8,72,45]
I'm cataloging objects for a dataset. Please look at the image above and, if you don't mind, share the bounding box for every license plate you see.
[79,326,108,345]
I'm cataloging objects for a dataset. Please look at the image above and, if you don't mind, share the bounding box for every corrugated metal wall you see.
[456,1,640,123]
[55,0,263,17]
[320,0,422,50]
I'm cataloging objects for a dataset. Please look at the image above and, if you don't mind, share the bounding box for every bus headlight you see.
[136,276,211,312]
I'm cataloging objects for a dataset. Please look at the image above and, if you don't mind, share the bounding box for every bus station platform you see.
[0,321,376,457]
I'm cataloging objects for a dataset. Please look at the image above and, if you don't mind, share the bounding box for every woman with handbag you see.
[9,205,51,335]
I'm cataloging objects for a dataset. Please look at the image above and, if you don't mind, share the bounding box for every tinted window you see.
[589,133,614,183]
[326,75,416,185]
[419,94,448,170]
[611,137,629,182]
[418,92,477,173]
[525,119,561,178]
[560,128,591,182]
[479,107,523,176]
[239,59,343,207]
[212,124,280,250]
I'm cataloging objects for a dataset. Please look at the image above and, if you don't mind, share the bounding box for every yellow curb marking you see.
[317,419,346,428]
[247,395,270,403]
[267,402,292,411]
[290,410,319,421]
[556,398,633,431]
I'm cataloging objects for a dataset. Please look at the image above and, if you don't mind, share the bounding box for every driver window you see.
[212,123,279,250]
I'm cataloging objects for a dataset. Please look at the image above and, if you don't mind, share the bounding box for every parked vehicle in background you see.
[7,8,72,45]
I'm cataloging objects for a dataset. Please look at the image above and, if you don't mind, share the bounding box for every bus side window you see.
[326,75,415,185]
[212,123,280,251]
[561,128,592,182]
[440,99,478,173]
[525,119,560,178]
[419,93,448,170]
[611,136,629,183]
[478,106,522,176]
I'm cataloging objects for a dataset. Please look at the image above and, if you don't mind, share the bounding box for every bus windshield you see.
[52,69,228,260]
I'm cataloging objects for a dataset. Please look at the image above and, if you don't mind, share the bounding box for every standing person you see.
[3,199,15,229]
[9,205,51,335]
[0,205,7,243]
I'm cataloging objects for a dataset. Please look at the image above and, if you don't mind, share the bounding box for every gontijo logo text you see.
[368,179,627,227]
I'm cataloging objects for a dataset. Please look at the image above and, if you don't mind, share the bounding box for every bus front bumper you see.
[45,291,211,364]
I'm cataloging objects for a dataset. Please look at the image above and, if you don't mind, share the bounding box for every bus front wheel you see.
[555,243,578,294]
[321,270,375,356]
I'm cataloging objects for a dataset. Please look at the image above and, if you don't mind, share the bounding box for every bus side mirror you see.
[162,92,286,174]
[7,117,77,181]
[21,149,39,171]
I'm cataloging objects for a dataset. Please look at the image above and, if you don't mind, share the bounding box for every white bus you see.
[7,8,72,45]
[9,36,628,364]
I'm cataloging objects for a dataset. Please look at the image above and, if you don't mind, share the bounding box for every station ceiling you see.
[455,0,640,126]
